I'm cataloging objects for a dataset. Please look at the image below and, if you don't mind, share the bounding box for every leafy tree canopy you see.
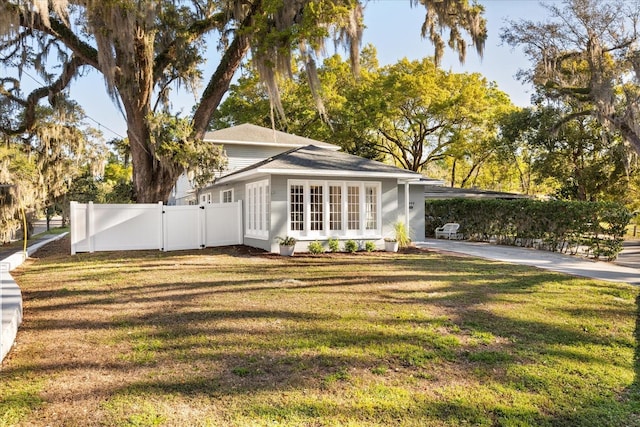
[215,49,514,181]
[0,0,487,203]
[501,0,640,155]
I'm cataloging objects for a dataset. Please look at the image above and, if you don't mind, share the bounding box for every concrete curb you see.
[1,232,68,363]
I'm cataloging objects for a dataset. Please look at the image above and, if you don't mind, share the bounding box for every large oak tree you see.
[0,0,486,202]
[501,0,640,155]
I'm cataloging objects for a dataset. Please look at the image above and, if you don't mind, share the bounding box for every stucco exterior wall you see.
[209,175,423,253]
[397,184,426,241]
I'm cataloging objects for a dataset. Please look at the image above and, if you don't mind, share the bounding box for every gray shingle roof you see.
[214,145,422,184]
[203,123,338,150]
[423,184,531,199]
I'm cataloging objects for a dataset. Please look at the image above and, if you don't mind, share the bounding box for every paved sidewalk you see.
[1,232,68,363]
[416,239,640,285]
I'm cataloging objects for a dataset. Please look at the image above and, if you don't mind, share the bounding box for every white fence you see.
[70,201,243,254]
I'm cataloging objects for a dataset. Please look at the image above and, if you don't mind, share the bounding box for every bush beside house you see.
[425,199,631,260]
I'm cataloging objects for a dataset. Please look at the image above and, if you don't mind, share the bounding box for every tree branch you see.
[192,0,262,139]
[16,9,99,68]
[0,55,86,135]
[153,12,228,82]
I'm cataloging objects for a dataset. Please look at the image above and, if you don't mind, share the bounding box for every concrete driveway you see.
[416,239,640,285]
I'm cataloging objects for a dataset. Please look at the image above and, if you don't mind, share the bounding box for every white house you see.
[168,123,442,253]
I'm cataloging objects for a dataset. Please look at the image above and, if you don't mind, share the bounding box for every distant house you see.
[169,123,442,253]
[423,184,531,200]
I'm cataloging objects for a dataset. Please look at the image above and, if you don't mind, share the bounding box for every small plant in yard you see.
[276,236,296,246]
[327,237,340,252]
[307,240,324,254]
[344,239,358,253]
[364,241,376,252]
[394,222,411,248]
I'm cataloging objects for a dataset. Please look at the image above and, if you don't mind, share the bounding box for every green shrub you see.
[307,240,324,254]
[394,222,411,248]
[364,241,376,252]
[425,199,631,260]
[328,237,340,253]
[344,239,358,253]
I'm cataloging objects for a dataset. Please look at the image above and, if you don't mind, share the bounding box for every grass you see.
[1,237,639,426]
[0,226,69,253]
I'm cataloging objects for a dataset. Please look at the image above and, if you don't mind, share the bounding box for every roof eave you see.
[203,138,341,150]
[214,168,422,185]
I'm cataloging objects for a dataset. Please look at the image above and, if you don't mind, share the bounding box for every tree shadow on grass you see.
[6,248,640,425]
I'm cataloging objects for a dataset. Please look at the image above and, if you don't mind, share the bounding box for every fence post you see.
[70,201,77,255]
[236,200,243,244]
[159,201,165,251]
[199,205,206,249]
[87,201,94,253]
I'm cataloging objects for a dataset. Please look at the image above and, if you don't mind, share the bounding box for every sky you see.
[63,0,550,140]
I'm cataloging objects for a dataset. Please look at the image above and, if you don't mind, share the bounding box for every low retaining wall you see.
[1,265,23,363]
[0,233,68,363]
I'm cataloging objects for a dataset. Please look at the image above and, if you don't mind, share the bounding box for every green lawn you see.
[2,240,639,426]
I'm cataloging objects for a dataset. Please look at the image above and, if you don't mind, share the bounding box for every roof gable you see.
[203,123,338,150]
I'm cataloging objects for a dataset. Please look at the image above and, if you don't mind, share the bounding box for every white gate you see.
[70,201,243,254]
[162,205,205,251]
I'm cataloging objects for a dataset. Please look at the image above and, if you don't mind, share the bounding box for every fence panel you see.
[91,203,163,252]
[163,205,204,251]
[204,201,243,247]
[70,201,243,253]
[70,201,89,254]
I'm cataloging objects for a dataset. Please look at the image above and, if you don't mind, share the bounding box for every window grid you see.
[246,180,269,239]
[222,189,233,203]
[288,180,380,236]
[347,185,360,230]
[329,185,342,231]
[309,185,324,231]
[365,185,377,230]
[290,184,304,231]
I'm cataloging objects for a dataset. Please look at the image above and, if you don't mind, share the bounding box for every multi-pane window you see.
[329,185,342,231]
[289,180,380,237]
[365,185,377,230]
[290,184,304,231]
[347,185,360,230]
[246,180,269,239]
[310,185,324,231]
[221,189,233,203]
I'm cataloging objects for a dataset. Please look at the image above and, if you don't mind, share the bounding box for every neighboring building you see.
[169,123,442,253]
[423,184,531,200]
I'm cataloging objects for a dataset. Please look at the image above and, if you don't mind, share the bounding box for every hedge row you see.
[425,199,632,260]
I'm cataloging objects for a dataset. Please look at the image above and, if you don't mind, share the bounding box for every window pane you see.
[290,184,304,231]
[310,185,324,231]
[258,186,263,230]
[329,185,342,231]
[365,185,377,230]
[347,185,360,230]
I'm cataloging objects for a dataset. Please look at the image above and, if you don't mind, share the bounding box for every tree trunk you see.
[125,106,183,204]
[450,158,457,187]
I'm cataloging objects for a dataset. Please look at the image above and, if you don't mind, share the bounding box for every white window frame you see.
[221,188,234,203]
[245,179,269,239]
[287,179,381,239]
[200,193,212,205]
